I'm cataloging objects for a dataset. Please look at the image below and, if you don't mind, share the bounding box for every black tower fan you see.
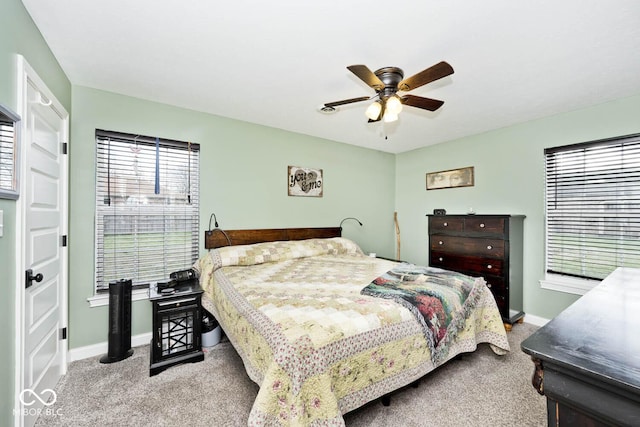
[100,278,134,363]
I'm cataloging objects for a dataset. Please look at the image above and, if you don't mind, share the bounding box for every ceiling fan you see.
[322,61,454,123]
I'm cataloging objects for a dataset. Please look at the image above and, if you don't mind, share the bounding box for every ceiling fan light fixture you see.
[383,111,398,123]
[386,95,403,115]
[365,101,382,120]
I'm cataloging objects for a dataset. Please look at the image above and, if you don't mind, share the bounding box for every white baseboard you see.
[69,332,152,362]
[523,313,550,327]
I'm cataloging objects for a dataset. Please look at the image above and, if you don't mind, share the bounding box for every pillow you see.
[212,237,363,269]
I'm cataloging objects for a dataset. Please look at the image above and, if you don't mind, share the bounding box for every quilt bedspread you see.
[195,238,509,426]
[362,264,486,364]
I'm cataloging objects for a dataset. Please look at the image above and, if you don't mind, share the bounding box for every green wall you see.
[68,86,396,348]
[0,0,71,423]
[70,87,640,349]
[395,93,640,320]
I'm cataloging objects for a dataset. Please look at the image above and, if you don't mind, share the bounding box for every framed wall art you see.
[426,166,474,190]
[288,166,323,197]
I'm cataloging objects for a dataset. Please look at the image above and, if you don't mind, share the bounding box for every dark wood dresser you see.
[427,214,525,327]
[521,268,640,426]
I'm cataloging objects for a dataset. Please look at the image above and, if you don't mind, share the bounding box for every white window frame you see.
[539,272,600,296]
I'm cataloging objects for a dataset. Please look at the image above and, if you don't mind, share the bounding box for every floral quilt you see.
[362,264,485,364]
[195,237,509,426]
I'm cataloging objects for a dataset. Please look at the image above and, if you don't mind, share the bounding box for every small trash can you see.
[201,310,221,348]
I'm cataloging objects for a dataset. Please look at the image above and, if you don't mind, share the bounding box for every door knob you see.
[25,269,43,288]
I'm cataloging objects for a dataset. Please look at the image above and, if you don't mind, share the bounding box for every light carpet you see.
[35,322,546,426]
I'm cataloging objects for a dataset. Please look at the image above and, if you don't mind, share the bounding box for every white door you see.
[16,57,68,427]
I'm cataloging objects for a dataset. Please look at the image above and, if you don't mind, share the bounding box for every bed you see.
[195,227,509,426]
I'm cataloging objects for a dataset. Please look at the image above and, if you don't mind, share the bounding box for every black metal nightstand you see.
[149,282,205,376]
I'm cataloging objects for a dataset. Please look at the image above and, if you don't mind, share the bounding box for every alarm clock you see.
[433,209,447,216]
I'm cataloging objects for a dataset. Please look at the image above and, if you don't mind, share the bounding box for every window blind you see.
[545,133,640,280]
[0,117,16,191]
[95,129,200,292]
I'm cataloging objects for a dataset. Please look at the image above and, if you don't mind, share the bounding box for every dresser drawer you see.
[464,217,505,236]
[465,274,507,312]
[491,292,508,318]
[429,217,464,233]
[430,252,504,277]
[484,276,506,293]
[443,270,506,295]
[430,235,505,257]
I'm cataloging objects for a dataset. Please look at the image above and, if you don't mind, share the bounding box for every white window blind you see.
[95,129,200,292]
[0,111,18,197]
[545,133,640,281]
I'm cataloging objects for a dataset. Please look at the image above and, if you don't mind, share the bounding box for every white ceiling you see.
[21,0,640,154]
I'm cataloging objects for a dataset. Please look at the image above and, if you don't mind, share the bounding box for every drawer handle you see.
[480,223,485,228]
[438,257,443,262]
[487,245,493,250]
[487,264,492,269]
[438,240,443,245]
[158,297,197,306]
[443,222,448,226]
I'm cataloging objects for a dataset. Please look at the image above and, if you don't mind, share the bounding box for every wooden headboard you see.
[204,227,342,249]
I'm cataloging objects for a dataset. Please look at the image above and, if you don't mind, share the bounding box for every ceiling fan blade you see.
[347,65,385,91]
[401,94,445,111]
[323,96,371,108]
[397,61,454,92]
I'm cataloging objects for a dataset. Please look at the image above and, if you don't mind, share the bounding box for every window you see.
[95,130,200,293]
[544,133,640,293]
[0,103,20,200]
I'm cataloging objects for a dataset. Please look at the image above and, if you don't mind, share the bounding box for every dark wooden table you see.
[521,268,640,426]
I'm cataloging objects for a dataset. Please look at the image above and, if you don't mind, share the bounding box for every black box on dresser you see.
[427,214,525,328]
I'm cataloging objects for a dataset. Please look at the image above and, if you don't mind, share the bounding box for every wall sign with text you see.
[288,166,323,197]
